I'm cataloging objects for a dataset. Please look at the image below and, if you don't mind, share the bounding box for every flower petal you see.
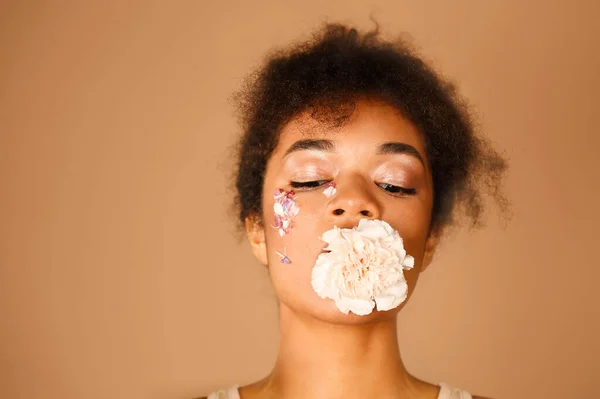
[375,281,408,311]
[311,218,414,316]
[336,297,375,316]
[403,255,415,269]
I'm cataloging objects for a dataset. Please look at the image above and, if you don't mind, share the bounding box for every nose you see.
[327,178,381,226]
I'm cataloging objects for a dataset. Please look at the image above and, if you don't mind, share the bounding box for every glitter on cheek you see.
[272,188,300,236]
[322,182,337,197]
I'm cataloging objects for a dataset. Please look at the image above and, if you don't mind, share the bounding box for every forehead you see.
[276,98,427,158]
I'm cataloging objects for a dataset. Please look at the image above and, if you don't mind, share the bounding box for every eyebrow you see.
[283,139,336,157]
[283,139,425,167]
[376,142,426,167]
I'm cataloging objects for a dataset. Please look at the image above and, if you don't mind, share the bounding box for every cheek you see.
[262,203,328,312]
[382,205,432,301]
[265,187,329,235]
[263,189,327,265]
[385,202,432,263]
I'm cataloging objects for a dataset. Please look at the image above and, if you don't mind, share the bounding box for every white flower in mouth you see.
[311,219,415,316]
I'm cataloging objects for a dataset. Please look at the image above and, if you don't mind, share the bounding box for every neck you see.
[259,303,429,399]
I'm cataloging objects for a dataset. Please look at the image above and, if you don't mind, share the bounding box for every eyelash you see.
[290,180,330,189]
[289,180,416,196]
[377,183,417,196]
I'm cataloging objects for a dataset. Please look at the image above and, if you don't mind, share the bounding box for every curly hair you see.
[231,23,508,235]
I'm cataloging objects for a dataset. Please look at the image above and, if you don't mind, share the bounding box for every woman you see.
[203,22,506,399]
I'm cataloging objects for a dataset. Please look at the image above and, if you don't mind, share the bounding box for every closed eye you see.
[290,180,416,196]
[377,183,416,196]
[290,180,330,189]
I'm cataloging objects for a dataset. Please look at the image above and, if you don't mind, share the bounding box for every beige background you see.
[1,1,599,398]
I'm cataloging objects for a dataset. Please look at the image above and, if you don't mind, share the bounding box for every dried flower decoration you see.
[276,248,292,264]
[273,188,299,236]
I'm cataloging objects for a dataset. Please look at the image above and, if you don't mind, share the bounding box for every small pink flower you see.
[273,188,299,236]
[311,219,414,316]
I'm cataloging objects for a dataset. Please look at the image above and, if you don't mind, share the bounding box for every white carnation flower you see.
[311,219,415,316]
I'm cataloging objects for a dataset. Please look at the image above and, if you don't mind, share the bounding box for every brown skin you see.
[236,99,480,399]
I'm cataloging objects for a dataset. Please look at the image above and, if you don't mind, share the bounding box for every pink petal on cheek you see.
[272,188,300,236]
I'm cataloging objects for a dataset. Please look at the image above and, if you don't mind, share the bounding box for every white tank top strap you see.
[437,382,473,399]
[206,384,240,399]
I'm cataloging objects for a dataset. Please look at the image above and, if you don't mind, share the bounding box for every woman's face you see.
[247,98,436,324]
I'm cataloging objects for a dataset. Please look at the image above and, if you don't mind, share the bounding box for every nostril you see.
[360,210,371,216]
[333,209,345,216]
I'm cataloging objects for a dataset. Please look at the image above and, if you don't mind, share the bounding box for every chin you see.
[288,298,404,325]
